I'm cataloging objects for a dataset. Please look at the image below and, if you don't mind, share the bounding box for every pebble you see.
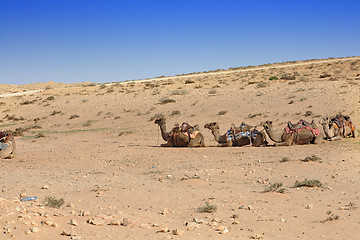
[25,229,32,235]
[306,205,313,209]
[122,218,130,226]
[172,229,184,235]
[109,220,121,226]
[42,185,49,189]
[80,210,91,216]
[71,237,82,240]
[157,227,170,233]
[70,219,78,226]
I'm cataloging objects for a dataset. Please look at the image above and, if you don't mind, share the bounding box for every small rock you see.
[172,229,184,235]
[231,214,239,219]
[71,237,82,240]
[42,185,49,189]
[122,218,130,226]
[220,228,229,234]
[25,229,32,235]
[157,227,170,233]
[161,208,170,215]
[80,210,90,216]
[109,220,121,226]
[215,226,226,231]
[30,227,39,233]
[61,230,72,236]
[281,218,286,223]
[306,205,313,209]
[70,219,78,226]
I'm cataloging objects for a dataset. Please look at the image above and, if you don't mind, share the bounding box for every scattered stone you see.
[306,205,313,209]
[71,237,82,240]
[231,213,239,219]
[152,223,160,227]
[161,208,170,215]
[42,185,49,189]
[157,227,170,233]
[87,218,105,226]
[122,218,130,226]
[25,229,32,235]
[80,210,91,216]
[61,230,72,236]
[30,227,39,233]
[220,228,229,234]
[281,218,286,223]
[172,229,184,235]
[109,220,121,226]
[70,219,78,226]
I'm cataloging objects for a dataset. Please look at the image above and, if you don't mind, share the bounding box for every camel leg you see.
[160,141,174,147]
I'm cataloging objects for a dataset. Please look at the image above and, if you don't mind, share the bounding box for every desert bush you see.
[208,89,217,95]
[321,211,339,223]
[50,111,62,116]
[280,157,291,162]
[43,196,65,208]
[269,76,279,80]
[218,110,227,115]
[171,90,187,95]
[149,113,164,122]
[20,100,37,105]
[293,179,323,188]
[69,114,80,119]
[257,82,269,88]
[197,202,217,213]
[281,74,296,80]
[170,110,181,116]
[99,84,107,89]
[263,183,285,193]
[248,113,262,119]
[301,155,322,162]
[304,111,313,117]
[119,130,133,136]
[159,96,176,104]
[288,100,294,104]
[185,79,195,84]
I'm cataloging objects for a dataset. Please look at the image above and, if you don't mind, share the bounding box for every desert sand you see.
[1,57,360,239]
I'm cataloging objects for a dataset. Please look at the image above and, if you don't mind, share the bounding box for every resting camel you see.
[261,120,323,146]
[320,115,358,140]
[203,122,267,147]
[0,132,16,159]
[154,117,205,147]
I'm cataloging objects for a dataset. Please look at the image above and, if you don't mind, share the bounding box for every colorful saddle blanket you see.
[226,128,259,141]
[285,120,320,136]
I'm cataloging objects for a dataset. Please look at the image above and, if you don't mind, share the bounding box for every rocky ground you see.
[1,57,360,239]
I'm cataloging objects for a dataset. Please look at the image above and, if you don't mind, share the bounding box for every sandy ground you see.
[1,57,360,239]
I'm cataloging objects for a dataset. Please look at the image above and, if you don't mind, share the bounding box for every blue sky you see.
[1,0,359,85]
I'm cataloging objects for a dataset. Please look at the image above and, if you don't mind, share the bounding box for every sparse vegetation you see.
[280,157,291,162]
[218,110,227,115]
[149,113,164,122]
[159,96,176,104]
[293,179,323,188]
[301,155,322,162]
[257,82,269,88]
[197,202,217,213]
[269,76,279,80]
[43,196,65,208]
[170,110,181,116]
[263,183,286,193]
[69,114,80,119]
[321,211,339,223]
[208,89,217,95]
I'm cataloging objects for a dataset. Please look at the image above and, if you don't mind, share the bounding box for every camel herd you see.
[154,114,358,147]
[0,115,357,159]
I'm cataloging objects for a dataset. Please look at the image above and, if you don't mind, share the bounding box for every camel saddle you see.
[285,120,320,137]
[226,124,255,141]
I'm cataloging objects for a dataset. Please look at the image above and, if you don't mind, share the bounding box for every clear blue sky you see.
[1,0,359,85]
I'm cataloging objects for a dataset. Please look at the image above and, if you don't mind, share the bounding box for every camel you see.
[0,132,16,159]
[261,120,323,146]
[154,117,205,147]
[203,122,267,147]
[320,115,358,140]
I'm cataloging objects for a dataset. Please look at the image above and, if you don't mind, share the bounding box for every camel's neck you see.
[264,127,284,143]
[212,129,226,143]
[158,124,170,141]
[322,123,335,138]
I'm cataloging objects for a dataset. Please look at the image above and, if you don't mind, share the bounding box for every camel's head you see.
[154,117,166,126]
[260,120,273,131]
[319,117,330,125]
[204,122,219,131]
